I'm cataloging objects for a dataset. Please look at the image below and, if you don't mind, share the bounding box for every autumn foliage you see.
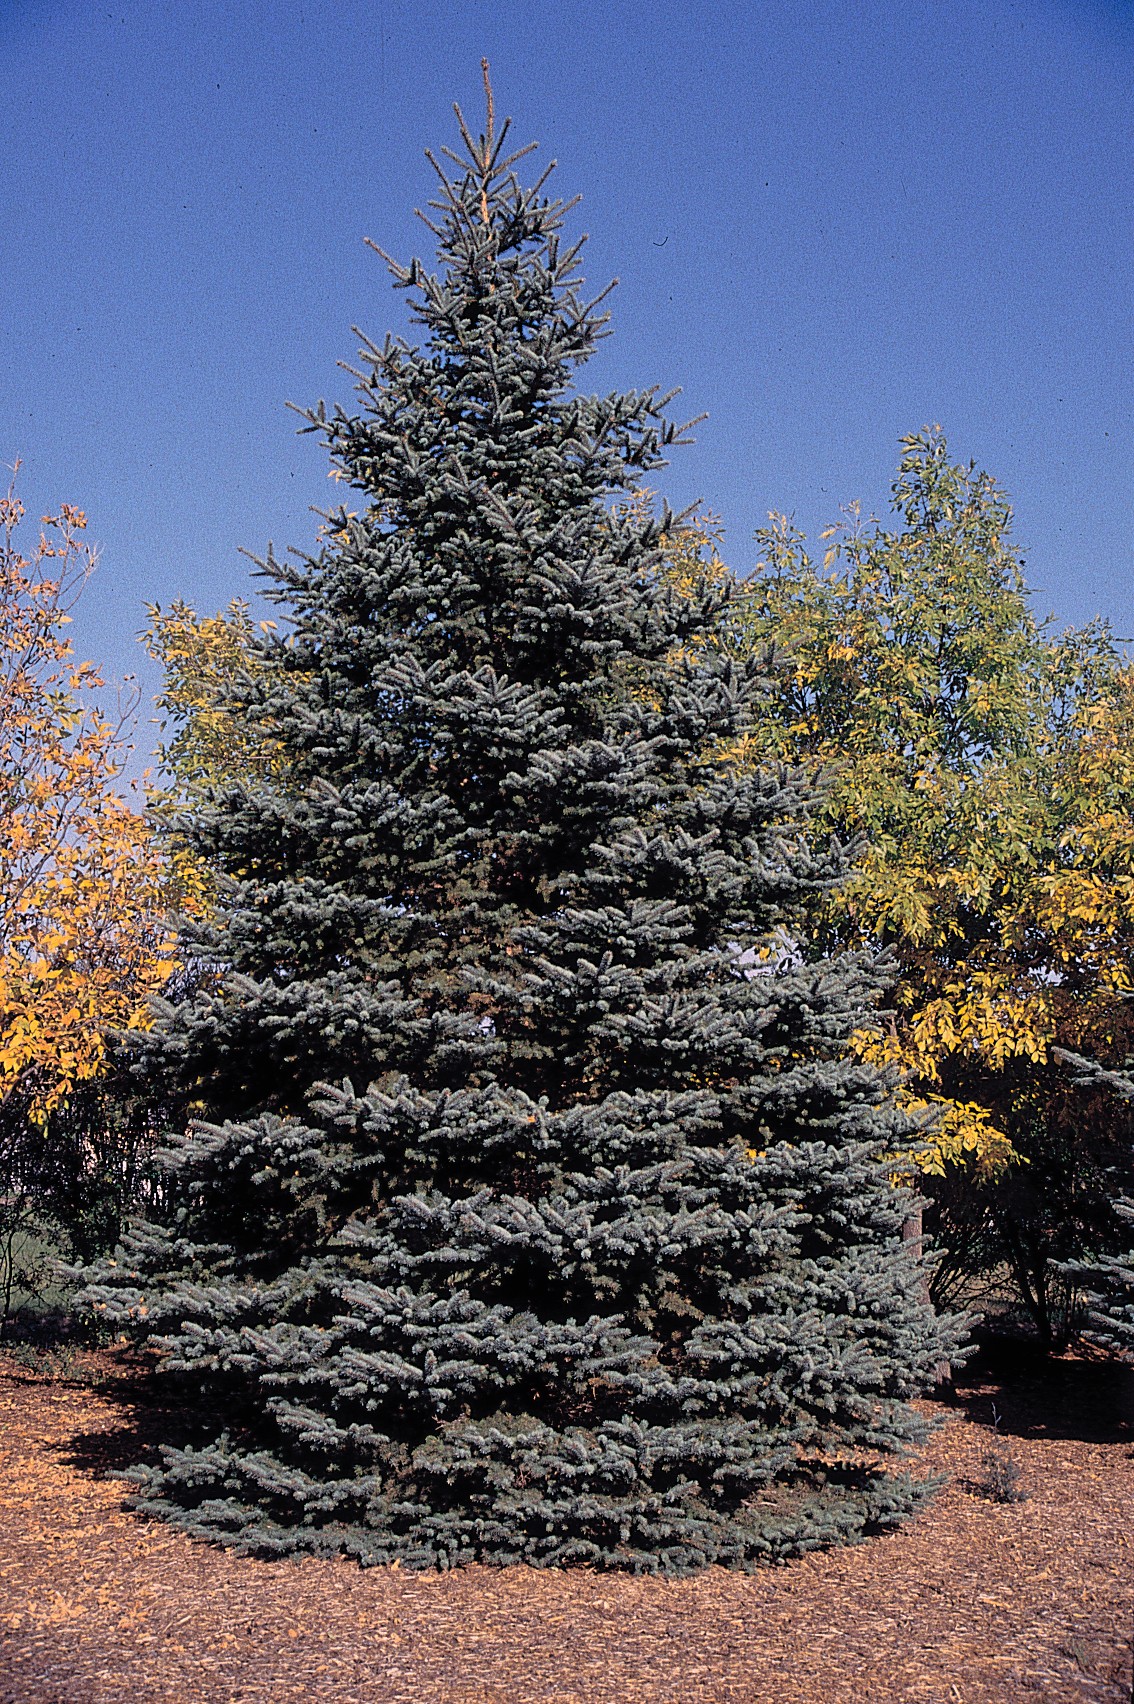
[0,471,171,1123]
[663,431,1134,1337]
[141,597,281,803]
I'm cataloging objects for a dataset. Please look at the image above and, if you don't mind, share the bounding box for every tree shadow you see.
[58,1354,237,1482]
[949,1330,1134,1446]
[50,1332,1134,1497]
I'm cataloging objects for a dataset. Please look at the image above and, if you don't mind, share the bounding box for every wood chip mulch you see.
[1,1340,1132,1703]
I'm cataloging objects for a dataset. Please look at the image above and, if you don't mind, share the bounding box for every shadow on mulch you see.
[955,1330,1134,1446]
[59,1357,247,1483]
[50,1327,1134,1500]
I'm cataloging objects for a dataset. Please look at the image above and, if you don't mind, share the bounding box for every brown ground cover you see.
[0,1340,1131,1703]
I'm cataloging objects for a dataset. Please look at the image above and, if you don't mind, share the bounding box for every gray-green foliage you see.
[82,93,962,1571]
[1055,1049,1134,1354]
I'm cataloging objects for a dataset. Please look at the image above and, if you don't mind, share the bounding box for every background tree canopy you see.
[664,429,1134,1341]
[0,474,173,1312]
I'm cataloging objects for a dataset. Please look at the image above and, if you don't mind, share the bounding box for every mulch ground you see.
[1,1341,1132,1703]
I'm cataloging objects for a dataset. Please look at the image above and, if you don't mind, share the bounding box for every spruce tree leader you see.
[85,73,962,1572]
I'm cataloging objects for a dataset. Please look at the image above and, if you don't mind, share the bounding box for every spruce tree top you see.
[284,65,694,689]
[174,65,802,1123]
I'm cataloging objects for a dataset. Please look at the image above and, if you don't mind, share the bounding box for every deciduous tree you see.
[0,470,172,1310]
[690,431,1134,1338]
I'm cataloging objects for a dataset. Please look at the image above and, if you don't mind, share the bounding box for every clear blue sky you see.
[2,0,1132,742]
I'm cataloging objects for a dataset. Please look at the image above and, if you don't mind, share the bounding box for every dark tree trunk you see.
[904,1206,953,1393]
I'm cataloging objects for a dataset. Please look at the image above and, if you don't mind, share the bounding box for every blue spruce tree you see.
[85,79,962,1571]
[1054,1049,1134,1355]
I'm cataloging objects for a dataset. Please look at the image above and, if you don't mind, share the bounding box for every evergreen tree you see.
[1055,1050,1134,1354]
[84,80,962,1572]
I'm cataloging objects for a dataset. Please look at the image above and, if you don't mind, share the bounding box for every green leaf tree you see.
[697,429,1134,1340]
[83,83,959,1570]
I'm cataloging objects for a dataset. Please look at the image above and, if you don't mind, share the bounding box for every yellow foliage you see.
[141,598,281,796]
[892,1096,1018,1178]
[663,430,1134,1178]
[0,468,173,1120]
[141,597,287,906]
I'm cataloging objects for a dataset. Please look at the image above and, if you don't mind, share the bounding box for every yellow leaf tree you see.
[0,471,172,1308]
[140,597,284,912]
[671,430,1134,1340]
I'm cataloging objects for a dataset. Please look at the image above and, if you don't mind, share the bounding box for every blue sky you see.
[2,0,1132,746]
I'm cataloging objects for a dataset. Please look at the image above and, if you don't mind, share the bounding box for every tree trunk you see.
[903,1206,954,1394]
